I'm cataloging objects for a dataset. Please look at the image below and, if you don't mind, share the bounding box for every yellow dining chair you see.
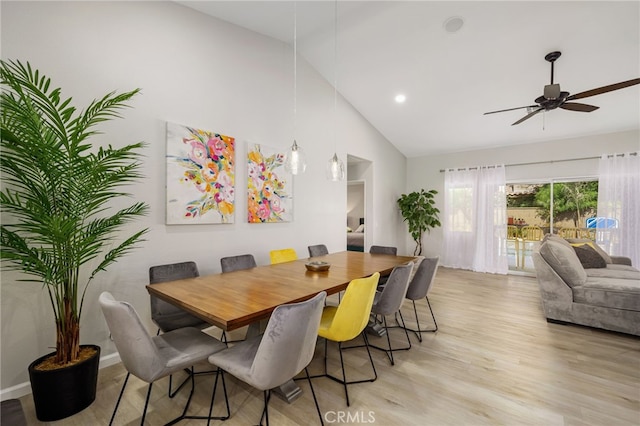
[269,248,298,264]
[315,272,380,406]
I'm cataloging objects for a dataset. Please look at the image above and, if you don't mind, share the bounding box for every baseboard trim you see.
[0,351,121,401]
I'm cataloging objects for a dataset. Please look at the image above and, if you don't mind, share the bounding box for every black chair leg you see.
[323,337,328,374]
[396,297,438,342]
[368,314,412,365]
[318,334,377,407]
[109,372,130,426]
[168,369,192,398]
[168,366,230,426]
[411,299,424,342]
[398,310,413,349]
[305,367,324,425]
[338,342,350,406]
[220,328,246,344]
[425,297,438,332]
[141,382,154,426]
[410,297,438,341]
[384,317,395,365]
[362,333,378,383]
[207,368,231,426]
[161,326,218,398]
[158,328,189,399]
[259,390,271,426]
[165,369,195,426]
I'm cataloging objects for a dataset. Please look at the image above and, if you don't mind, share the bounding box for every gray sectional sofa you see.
[532,234,640,336]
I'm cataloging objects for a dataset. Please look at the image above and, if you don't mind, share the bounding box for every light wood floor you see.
[19,268,640,425]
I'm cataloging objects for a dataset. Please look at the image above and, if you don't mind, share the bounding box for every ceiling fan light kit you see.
[484,50,640,125]
[543,84,561,100]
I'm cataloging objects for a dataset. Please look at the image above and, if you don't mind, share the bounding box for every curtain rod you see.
[439,152,637,173]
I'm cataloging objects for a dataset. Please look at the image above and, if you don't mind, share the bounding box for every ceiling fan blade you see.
[512,107,544,125]
[559,102,599,112]
[567,78,640,101]
[484,105,537,115]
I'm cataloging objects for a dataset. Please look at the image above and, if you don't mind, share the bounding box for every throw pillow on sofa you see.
[567,238,613,264]
[572,244,607,269]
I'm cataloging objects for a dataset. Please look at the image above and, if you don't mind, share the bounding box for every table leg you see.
[365,318,387,337]
[273,380,303,403]
[245,320,265,338]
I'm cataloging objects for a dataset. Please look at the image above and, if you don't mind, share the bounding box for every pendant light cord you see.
[333,0,338,148]
[285,1,306,175]
[294,1,297,141]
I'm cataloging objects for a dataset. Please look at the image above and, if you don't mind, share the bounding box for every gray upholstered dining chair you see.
[220,253,257,273]
[99,292,230,426]
[369,245,397,255]
[398,256,439,341]
[207,291,327,426]
[149,261,206,332]
[368,262,414,365]
[149,261,212,397]
[219,254,257,342]
[308,244,329,257]
[369,245,398,287]
[307,243,337,301]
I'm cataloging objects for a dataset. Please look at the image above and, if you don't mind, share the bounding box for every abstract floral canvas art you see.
[247,143,293,223]
[166,122,235,224]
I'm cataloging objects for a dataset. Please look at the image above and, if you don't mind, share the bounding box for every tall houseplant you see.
[397,189,441,256]
[0,60,148,418]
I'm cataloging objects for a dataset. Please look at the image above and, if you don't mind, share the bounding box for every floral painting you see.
[166,122,235,224]
[247,144,292,223]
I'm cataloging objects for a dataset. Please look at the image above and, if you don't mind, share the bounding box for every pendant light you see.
[327,0,345,181]
[284,2,307,175]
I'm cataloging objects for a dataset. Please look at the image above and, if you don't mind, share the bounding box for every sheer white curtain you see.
[442,165,508,274]
[597,153,640,266]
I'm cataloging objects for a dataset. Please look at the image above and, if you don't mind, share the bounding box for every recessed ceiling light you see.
[444,16,464,33]
[395,94,406,103]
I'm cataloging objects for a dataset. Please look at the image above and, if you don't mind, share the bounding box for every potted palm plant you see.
[0,60,149,421]
[397,189,441,256]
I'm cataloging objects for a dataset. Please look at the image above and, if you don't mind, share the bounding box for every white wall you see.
[405,130,640,257]
[0,1,407,396]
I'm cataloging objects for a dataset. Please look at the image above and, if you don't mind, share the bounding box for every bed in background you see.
[347,217,365,252]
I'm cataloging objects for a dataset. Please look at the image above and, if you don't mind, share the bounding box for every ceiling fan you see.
[484,51,640,126]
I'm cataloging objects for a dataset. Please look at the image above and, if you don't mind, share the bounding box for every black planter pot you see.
[28,344,100,421]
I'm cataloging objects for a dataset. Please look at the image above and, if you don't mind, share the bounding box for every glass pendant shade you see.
[284,140,307,175]
[326,152,345,181]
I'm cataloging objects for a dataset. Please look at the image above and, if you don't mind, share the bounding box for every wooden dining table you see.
[146,250,415,403]
[146,251,416,332]
[146,251,415,402]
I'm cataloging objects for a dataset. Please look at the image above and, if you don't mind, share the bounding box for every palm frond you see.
[1,59,148,364]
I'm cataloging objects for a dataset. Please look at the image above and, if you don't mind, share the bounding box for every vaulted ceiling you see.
[178,1,640,158]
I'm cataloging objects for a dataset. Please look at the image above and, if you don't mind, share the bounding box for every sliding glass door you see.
[506,178,598,273]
